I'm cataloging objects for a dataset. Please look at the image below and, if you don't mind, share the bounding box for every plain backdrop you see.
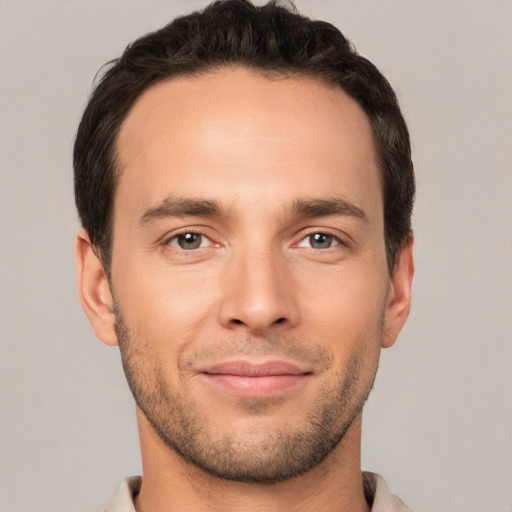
[1,1,511,511]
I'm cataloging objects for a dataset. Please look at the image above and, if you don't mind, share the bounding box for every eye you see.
[168,232,210,250]
[297,232,341,250]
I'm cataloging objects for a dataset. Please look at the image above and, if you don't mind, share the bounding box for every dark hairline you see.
[110,63,385,232]
[74,0,414,278]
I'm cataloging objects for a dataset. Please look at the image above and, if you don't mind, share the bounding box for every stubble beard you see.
[114,306,382,484]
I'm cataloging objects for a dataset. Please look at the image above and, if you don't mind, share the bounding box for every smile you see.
[200,360,313,397]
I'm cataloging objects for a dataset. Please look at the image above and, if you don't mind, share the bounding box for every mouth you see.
[199,360,313,397]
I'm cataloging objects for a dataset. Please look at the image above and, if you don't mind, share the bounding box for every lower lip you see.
[201,374,310,397]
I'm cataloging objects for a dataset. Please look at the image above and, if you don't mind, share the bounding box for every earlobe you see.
[75,228,119,346]
[382,235,414,349]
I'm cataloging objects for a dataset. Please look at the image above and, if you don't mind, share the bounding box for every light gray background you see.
[1,1,511,511]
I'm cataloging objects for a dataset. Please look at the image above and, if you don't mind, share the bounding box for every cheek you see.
[114,262,219,349]
[300,263,388,349]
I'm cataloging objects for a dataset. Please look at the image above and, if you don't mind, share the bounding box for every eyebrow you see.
[138,196,369,227]
[292,198,369,224]
[138,198,223,226]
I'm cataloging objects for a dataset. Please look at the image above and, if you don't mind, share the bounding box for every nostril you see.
[230,317,286,327]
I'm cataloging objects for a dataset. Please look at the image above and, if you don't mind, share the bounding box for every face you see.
[93,67,411,482]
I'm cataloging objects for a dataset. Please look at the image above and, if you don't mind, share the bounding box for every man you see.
[74,1,415,510]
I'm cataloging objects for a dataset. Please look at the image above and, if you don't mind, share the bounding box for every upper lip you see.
[201,360,311,377]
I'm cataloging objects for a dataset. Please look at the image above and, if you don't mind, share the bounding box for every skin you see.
[76,67,414,512]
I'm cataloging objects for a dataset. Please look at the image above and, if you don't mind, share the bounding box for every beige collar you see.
[106,472,411,512]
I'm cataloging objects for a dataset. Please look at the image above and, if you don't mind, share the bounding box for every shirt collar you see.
[106,472,411,512]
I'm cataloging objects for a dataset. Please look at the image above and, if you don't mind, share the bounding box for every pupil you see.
[311,233,331,249]
[179,233,201,249]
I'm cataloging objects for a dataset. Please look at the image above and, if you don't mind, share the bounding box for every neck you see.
[134,408,370,512]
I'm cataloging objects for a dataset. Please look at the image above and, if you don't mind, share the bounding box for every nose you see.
[217,247,299,335]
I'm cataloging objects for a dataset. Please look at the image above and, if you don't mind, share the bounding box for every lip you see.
[199,360,312,397]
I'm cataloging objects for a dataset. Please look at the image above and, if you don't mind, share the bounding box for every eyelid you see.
[159,226,350,251]
[296,234,340,249]
[169,234,207,249]
[293,228,349,249]
[164,228,218,249]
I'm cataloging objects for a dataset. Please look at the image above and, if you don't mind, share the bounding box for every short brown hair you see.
[74,0,414,275]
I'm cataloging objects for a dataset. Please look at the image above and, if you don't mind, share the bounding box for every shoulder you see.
[362,471,412,512]
[104,476,142,512]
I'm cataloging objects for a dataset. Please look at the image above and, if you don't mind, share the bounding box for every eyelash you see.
[166,230,213,251]
[295,231,344,250]
[164,229,347,252]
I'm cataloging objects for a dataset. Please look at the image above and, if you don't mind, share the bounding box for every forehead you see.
[114,67,381,219]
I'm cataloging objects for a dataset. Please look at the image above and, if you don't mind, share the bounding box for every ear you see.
[382,235,414,349]
[75,228,118,346]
